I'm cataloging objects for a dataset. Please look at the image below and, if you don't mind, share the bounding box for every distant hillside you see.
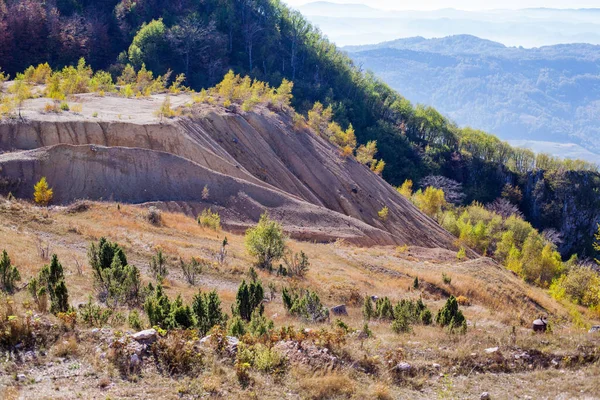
[297,3,600,47]
[345,35,600,162]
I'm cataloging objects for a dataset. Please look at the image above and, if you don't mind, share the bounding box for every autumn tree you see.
[33,177,53,206]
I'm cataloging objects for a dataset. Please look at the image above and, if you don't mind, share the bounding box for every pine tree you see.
[37,254,69,314]
[362,295,373,321]
[193,289,225,335]
[233,279,264,321]
[0,250,20,293]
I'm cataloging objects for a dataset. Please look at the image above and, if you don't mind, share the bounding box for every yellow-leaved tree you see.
[34,177,53,206]
[397,179,413,198]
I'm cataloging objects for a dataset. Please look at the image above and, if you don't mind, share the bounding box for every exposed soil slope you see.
[0,94,456,248]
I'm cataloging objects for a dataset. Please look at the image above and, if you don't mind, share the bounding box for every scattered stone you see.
[130,354,140,367]
[396,362,411,372]
[480,392,490,400]
[131,329,158,344]
[533,317,548,333]
[485,347,499,354]
[330,304,348,316]
[198,335,239,353]
[589,325,600,334]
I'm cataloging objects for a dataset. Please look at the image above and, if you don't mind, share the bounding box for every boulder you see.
[330,304,348,316]
[533,317,547,333]
[589,325,600,334]
[481,392,491,400]
[131,329,158,344]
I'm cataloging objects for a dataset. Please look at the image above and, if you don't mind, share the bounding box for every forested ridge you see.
[2,0,600,257]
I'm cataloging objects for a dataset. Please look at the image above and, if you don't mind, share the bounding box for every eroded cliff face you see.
[0,94,458,249]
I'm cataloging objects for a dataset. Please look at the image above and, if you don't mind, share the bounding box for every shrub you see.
[144,285,194,330]
[149,249,168,282]
[9,76,33,118]
[413,276,419,289]
[391,313,412,334]
[71,103,83,113]
[283,288,329,322]
[156,95,177,120]
[436,296,467,333]
[88,238,140,307]
[128,310,144,331]
[378,206,389,221]
[247,309,274,337]
[153,330,203,376]
[100,256,141,307]
[79,296,111,327]
[233,280,264,321]
[394,298,432,325]
[0,250,21,293]
[228,316,246,337]
[0,69,9,84]
[456,295,471,306]
[197,208,221,231]
[245,213,287,271]
[33,177,53,206]
[442,272,452,285]
[90,70,116,94]
[88,238,128,282]
[146,206,162,225]
[28,276,48,312]
[283,250,310,277]
[375,297,394,320]
[60,102,70,111]
[192,289,226,336]
[44,102,60,113]
[180,257,204,286]
[456,247,467,260]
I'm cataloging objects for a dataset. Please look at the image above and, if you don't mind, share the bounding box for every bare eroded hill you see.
[0,94,456,248]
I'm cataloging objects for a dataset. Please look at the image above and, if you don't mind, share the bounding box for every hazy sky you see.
[283,0,600,11]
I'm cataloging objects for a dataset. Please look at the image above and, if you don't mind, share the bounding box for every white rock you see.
[131,329,157,343]
[480,392,491,400]
[396,362,411,372]
[16,374,26,382]
[485,347,499,354]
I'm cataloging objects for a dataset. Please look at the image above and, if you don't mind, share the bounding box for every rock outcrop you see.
[0,94,458,248]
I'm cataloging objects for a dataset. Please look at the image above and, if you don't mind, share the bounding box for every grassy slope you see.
[1,198,599,398]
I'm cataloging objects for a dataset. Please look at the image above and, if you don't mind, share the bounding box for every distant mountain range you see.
[297,2,600,47]
[344,35,600,162]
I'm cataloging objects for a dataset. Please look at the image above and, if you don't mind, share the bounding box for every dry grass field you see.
[0,197,599,399]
